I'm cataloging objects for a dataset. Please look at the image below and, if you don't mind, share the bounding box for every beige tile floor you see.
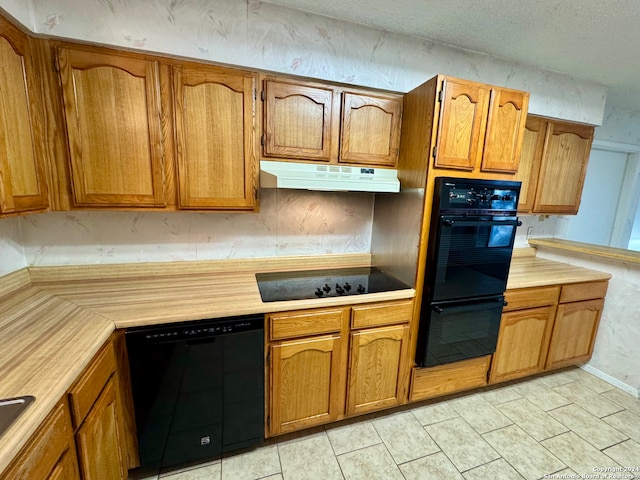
[130,367,640,480]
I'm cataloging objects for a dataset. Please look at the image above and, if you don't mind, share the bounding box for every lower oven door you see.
[419,296,504,368]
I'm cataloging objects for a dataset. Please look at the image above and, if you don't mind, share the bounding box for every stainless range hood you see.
[260,160,400,193]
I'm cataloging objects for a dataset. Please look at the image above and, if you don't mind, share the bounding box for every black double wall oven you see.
[416,177,522,368]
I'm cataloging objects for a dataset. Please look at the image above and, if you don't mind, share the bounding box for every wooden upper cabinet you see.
[0,18,49,215]
[262,78,402,167]
[340,92,402,166]
[263,80,338,162]
[173,65,257,210]
[434,78,489,170]
[57,47,167,207]
[533,120,594,214]
[515,116,547,212]
[481,87,529,173]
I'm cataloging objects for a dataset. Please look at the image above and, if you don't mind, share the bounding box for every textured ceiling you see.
[264,0,640,111]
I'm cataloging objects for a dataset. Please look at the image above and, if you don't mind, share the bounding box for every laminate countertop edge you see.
[0,252,612,475]
[529,238,640,265]
[0,290,115,475]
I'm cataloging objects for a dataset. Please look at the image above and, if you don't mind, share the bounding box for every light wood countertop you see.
[529,238,640,264]
[0,251,611,475]
[507,253,611,290]
[0,287,114,475]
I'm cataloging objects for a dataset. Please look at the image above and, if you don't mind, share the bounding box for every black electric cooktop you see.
[256,267,410,302]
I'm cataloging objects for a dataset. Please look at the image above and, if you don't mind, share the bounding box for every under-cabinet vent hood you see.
[259,160,400,193]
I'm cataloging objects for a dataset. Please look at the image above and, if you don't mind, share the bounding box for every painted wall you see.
[7,0,607,124]
[0,0,609,274]
[535,247,640,396]
[0,1,33,29]
[565,149,628,247]
[596,105,640,146]
[0,217,26,276]
[18,189,373,266]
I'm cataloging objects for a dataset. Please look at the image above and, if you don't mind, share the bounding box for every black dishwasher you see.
[125,314,264,469]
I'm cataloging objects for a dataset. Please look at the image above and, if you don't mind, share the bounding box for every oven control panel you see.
[438,178,521,214]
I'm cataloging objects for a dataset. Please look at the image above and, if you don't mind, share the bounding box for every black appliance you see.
[255,266,410,302]
[416,177,521,368]
[125,314,264,470]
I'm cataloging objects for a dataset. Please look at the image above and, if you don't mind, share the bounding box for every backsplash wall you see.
[0,217,26,276]
[18,190,374,266]
[0,0,613,273]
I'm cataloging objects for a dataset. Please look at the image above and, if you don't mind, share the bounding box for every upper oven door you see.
[430,215,520,302]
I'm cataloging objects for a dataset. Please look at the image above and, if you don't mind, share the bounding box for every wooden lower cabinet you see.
[346,324,410,416]
[489,281,607,383]
[409,355,491,402]
[1,335,134,479]
[68,338,129,479]
[267,299,413,436]
[269,333,346,435]
[46,450,79,480]
[546,298,604,370]
[0,401,79,480]
[75,376,126,480]
[489,306,556,383]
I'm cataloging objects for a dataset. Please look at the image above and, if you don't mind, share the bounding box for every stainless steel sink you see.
[0,396,35,436]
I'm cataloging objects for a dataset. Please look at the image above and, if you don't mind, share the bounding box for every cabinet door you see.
[46,451,79,480]
[481,88,529,173]
[263,80,338,162]
[340,92,402,166]
[515,116,547,213]
[546,298,604,370]
[0,18,48,215]
[533,121,594,214]
[174,65,257,210]
[1,401,79,480]
[489,306,556,383]
[269,334,345,435]
[347,324,409,415]
[57,48,166,207]
[75,376,126,480]
[434,78,488,170]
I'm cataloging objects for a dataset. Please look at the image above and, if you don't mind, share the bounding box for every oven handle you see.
[432,297,508,314]
[441,218,522,227]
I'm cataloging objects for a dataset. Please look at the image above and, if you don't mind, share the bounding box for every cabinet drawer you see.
[409,355,490,402]
[560,281,608,303]
[269,308,347,340]
[351,300,413,329]
[68,341,116,429]
[503,286,560,312]
[2,400,75,480]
